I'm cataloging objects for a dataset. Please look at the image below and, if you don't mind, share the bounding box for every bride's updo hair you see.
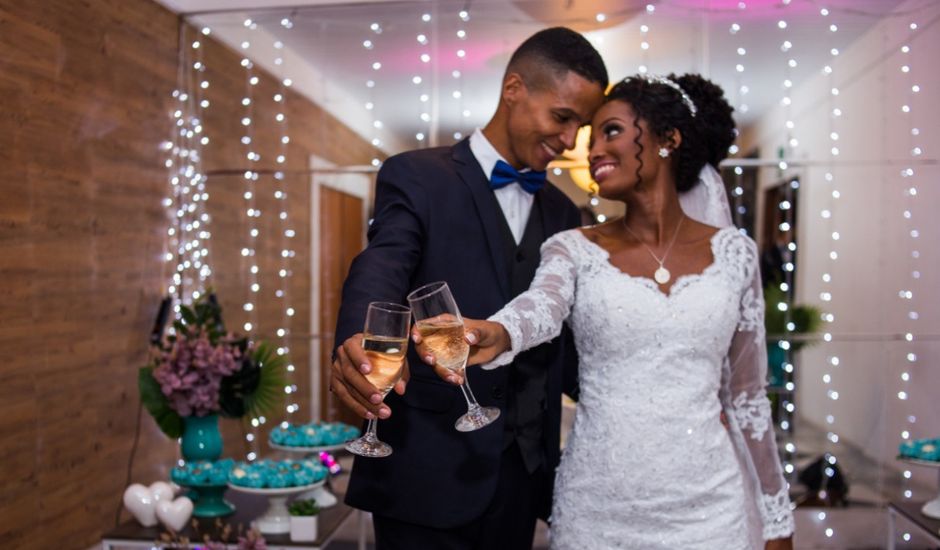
[605,73,735,192]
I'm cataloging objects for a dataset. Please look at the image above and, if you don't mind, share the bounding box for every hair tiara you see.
[624,74,697,117]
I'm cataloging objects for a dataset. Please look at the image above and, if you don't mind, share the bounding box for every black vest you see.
[495,196,550,473]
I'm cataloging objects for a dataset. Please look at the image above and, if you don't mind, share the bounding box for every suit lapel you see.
[452,140,511,302]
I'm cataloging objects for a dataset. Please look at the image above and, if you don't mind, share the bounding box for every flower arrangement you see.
[139,294,287,438]
[151,325,241,417]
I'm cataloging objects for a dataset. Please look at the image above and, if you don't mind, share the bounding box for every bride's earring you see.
[658,147,670,158]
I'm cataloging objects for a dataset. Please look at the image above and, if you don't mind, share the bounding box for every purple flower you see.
[152,327,243,417]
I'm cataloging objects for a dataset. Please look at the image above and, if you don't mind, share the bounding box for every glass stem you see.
[459,380,481,411]
[364,417,378,441]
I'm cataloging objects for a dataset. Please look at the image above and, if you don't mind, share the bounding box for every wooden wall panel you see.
[0,0,377,547]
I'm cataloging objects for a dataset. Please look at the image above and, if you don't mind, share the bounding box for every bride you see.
[450,74,794,549]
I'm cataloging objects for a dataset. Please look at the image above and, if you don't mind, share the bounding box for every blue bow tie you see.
[489,160,546,194]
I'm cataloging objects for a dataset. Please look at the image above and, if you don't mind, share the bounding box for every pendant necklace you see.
[622,214,685,285]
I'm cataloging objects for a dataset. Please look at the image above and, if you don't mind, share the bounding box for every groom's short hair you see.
[506,27,608,92]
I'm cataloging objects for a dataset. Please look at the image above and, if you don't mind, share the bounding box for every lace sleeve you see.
[727,239,795,541]
[481,232,578,370]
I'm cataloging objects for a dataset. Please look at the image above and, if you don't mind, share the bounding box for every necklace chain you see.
[621,214,686,270]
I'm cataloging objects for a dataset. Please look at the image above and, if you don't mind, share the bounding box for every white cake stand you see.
[269,442,348,508]
[227,479,325,534]
[899,457,940,519]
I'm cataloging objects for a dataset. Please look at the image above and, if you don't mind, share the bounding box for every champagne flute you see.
[344,302,411,458]
[407,281,500,432]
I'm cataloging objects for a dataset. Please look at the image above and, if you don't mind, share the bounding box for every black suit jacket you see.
[334,138,580,528]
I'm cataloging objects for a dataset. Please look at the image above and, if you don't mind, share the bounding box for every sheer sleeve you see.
[481,232,578,370]
[726,241,795,540]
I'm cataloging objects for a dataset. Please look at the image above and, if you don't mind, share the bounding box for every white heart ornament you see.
[123,484,157,527]
[149,481,175,503]
[156,496,193,532]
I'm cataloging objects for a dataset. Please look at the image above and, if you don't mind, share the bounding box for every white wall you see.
[741,0,940,491]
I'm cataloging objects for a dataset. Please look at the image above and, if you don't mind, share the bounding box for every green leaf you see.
[288,499,320,516]
[218,358,256,418]
[180,304,197,326]
[194,300,221,328]
[242,342,288,420]
[139,366,183,438]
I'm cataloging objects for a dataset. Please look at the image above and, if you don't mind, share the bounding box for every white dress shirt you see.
[468,128,535,245]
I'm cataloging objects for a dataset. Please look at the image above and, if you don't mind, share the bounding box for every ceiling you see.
[156,0,914,156]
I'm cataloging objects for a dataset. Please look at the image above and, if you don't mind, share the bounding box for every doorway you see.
[310,157,373,426]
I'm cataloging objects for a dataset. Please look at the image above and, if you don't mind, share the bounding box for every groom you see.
[331,27,607,549]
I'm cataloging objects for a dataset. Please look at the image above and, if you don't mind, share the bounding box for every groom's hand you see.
[330,333,410,420]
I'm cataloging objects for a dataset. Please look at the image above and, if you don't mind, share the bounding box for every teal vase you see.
[180,414,234,517]
[186,484,235,518]
[181,414,223,461]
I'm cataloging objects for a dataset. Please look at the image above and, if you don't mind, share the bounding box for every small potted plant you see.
[288,499,320,542]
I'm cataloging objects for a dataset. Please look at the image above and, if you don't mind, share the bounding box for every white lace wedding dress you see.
[485,227,794,549]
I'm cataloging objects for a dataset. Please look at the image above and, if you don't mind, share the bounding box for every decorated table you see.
[102,487,365,550]
[117,296,367,548]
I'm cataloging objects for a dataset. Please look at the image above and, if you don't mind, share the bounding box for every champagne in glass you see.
[362,335,408,396]
[408,281,500,432]
[415,317,468,372]
[345,302,411,458]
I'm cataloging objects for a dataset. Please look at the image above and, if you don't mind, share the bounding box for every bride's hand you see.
[410,318,463,385]
[409,317,510,386]
[765,537,793,550]
[464,319,511,371]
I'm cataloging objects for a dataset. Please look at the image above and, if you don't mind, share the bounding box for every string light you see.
[455,13,469,129]
[366,22,382,166]
[818,5,841,516]
[897,18,921,502]
[734,59,748,113]
[416,12,432,146]
[637,9,653,74]
[241,19,261,461]
[273,30,299,419]
[771,5,801,490]
[191,32,212,293]
[453,7,469,142]
[163,25,212,316]
[162,64,184,310]
[728,3,749,229]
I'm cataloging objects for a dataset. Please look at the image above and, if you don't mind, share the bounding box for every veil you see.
[678,164,734,228]
[681,163,790,546]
